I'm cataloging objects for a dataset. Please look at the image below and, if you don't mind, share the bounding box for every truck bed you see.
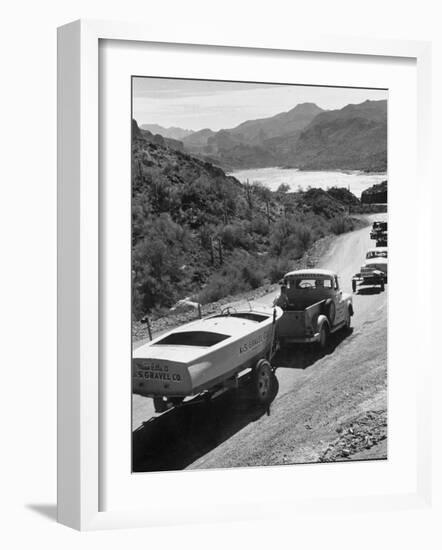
[276,300,324,342]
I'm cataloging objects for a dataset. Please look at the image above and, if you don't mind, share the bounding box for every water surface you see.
[229,167,386,199]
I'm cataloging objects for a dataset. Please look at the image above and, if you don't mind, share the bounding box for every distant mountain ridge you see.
[182,128,216,149]
[140,98,387,172]
[227,102,324,142]
[182,102,323,170]
[134,122,184,151]
[140,123,194,141]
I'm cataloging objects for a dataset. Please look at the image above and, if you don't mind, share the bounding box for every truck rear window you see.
[153,331,230,347]
[287,278,333,289]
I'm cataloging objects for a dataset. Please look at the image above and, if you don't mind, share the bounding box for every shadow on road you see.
[132,376,279,472]
[274,327,354,370]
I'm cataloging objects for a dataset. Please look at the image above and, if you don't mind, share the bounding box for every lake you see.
[228,167,387,199]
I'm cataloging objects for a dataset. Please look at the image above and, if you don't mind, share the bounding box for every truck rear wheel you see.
[319,323,329,349]
[352,279,357,293]
[252,359,275,406]
[345,307,352,330]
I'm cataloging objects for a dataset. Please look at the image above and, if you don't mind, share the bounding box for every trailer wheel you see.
[252,359,275,405]
[153,397,168,414]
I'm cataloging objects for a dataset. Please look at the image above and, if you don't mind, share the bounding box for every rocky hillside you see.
[132,119,365,320]
[361,180,387,204]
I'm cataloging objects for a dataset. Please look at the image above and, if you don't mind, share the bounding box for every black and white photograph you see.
[131,77,388,473]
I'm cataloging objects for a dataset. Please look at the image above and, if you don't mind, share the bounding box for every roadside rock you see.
[319,410,387,462]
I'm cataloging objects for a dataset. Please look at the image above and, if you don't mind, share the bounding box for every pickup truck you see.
[274,269,353,349]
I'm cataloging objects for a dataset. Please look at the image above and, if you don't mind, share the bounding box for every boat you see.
[133,305,282,411]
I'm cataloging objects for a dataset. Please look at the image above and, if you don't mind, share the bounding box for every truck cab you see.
[275,269,353,348]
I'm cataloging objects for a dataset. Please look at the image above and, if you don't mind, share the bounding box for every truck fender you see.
[323,298,336,324]
[317,314,330,332]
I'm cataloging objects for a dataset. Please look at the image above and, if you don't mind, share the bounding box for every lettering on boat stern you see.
[134,360,182,382]
[239,329,271,354]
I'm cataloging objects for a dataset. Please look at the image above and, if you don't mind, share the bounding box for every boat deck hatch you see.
[211,313,268,323]
[153,331,230,347]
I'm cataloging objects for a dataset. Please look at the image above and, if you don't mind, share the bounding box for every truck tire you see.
[380,279,385,292]
[352,279,357,293]
[345,307,352,330]
[252,359,275,406]
[318,323,329,349]
[324,299,336,324]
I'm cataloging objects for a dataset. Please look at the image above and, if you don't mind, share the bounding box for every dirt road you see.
[132,213,388,471]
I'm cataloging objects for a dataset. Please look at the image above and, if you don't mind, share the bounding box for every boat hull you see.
[133,309,280,398]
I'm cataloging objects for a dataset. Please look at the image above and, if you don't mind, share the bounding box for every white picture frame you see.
[57,19,432,531]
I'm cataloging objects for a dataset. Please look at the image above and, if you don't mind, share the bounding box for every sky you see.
[132,77,388,132]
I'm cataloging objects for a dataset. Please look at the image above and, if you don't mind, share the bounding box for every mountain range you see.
[139,99,387,172]
[140,123,194,141]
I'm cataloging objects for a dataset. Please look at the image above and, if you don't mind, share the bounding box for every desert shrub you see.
[196,252,265,304]
[276,183,290,194]
[220,223,254,250]
[251,181,272,203]
[267,257,293,283]
[249,216,270,236]
[131,213,194,317]
[198,224,215,250]
[296,224,313,252]
[269,217,292,255]
[269,215,312,258]
[197,269,247,304]
[241,256,265,289]
[330,216,356,235]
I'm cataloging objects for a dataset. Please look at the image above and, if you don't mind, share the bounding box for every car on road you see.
[376,231,388,247]
[370,221,387,240]
[352,247,387,293]
[274,269,353,349]
[366,247,387,263]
